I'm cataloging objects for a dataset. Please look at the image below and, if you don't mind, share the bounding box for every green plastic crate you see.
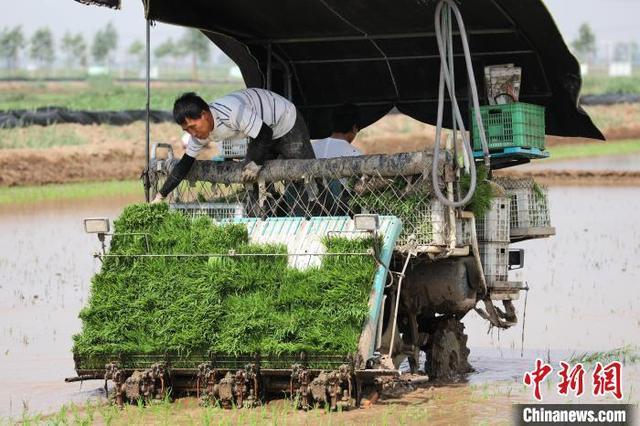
[472,102,545,151]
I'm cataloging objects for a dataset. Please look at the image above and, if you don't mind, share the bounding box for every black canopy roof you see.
[79,0,604,140]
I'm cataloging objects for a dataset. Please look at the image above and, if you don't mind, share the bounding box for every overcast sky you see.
[3,0,639,58]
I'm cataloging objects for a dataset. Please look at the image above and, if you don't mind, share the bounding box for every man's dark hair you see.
[331,103,360,133]
[173,92,209,125]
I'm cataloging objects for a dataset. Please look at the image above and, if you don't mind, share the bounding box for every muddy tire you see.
[425,318,473,381]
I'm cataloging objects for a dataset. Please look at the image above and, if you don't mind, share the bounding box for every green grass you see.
[0,180,143,205]
[581,75,640,95]
[0,65,238,81]
[0,78,243,111]
[548,139,640,161]
[0,124,89,149]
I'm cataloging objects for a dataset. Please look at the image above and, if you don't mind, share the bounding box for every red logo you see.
[592,361,623,400]
[523,359,553,401]
[557,361,585,397]
[523,360,623,401]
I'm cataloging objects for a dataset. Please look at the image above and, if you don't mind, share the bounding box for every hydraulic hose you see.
[432,0,490,208]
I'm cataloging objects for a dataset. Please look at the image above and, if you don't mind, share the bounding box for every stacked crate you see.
[471,103,546,153]
[476,196,511,285]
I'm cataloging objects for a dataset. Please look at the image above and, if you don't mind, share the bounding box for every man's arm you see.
[245,123,274,165]
[154,133,205,202]
[154,154,195,201]
[230,100,274,166]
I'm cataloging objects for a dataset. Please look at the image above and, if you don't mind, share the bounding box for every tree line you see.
[572,23,640,64]
[0,22,213,76]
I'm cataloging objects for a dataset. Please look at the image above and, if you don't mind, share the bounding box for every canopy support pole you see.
[144,18,151,202]
[272,52,293,100]
[266,43,273,90]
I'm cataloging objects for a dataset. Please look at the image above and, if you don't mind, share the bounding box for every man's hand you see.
[241,161,263,182]
[151,193,165,204]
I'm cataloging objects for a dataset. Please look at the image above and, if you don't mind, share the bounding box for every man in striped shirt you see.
[153,89,314,202]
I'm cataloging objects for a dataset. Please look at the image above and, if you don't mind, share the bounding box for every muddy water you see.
[464,186,640,353]
[461,186,640,406]
[1,187,639,418]
[0,196,140,418]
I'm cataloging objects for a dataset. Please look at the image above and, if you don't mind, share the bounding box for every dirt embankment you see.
[2,106,640,187]
[494,169,640,186]
[0,122,213,187]
[0,145,144,187]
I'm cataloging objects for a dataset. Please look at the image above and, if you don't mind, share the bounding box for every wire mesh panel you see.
[475,196,510,242]
[494,177,554,241]
[152,171,462,252]
[350,180,448,248]
[478,241,509,284]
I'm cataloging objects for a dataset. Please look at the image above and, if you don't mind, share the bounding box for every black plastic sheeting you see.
[2,93,635,128]
[580,94,640,106]
[0,107,173,128]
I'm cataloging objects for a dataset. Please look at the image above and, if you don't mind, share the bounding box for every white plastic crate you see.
[414,201,474,248]
[476,197,510,242]
[478,241,509,284]
[494,177,554,241]
[509,187,550,229]
[427,200,447,246]
[456,216,472,246]
[170,202,245,221]
[371,198,449,250]
[216,138,248,159]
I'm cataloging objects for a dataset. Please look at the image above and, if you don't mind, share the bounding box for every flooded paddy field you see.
[0,186,638,420]
[0,196,140,417]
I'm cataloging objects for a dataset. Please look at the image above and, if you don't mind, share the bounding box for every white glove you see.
[241,161,263,182]
[151,193,165,204]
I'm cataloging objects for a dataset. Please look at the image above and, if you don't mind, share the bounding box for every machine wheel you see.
[425,318,473,381]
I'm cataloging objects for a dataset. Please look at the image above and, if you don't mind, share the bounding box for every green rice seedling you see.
[569,345,640,365]
[52,404,69,425]
[460,165,494,219]
[97,404,118,426]
[73,203,378,364]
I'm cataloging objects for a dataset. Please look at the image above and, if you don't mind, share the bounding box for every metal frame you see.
[266,43,273,90]
[244,28,518,44]
[144,18,151,202]
[298,92,551,110]
[289,49,535,65]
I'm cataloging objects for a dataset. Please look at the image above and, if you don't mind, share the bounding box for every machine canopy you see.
[75,0,603,140]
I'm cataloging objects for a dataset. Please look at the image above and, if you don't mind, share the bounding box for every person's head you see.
[331,103,360,143]
[173,92,214,139]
